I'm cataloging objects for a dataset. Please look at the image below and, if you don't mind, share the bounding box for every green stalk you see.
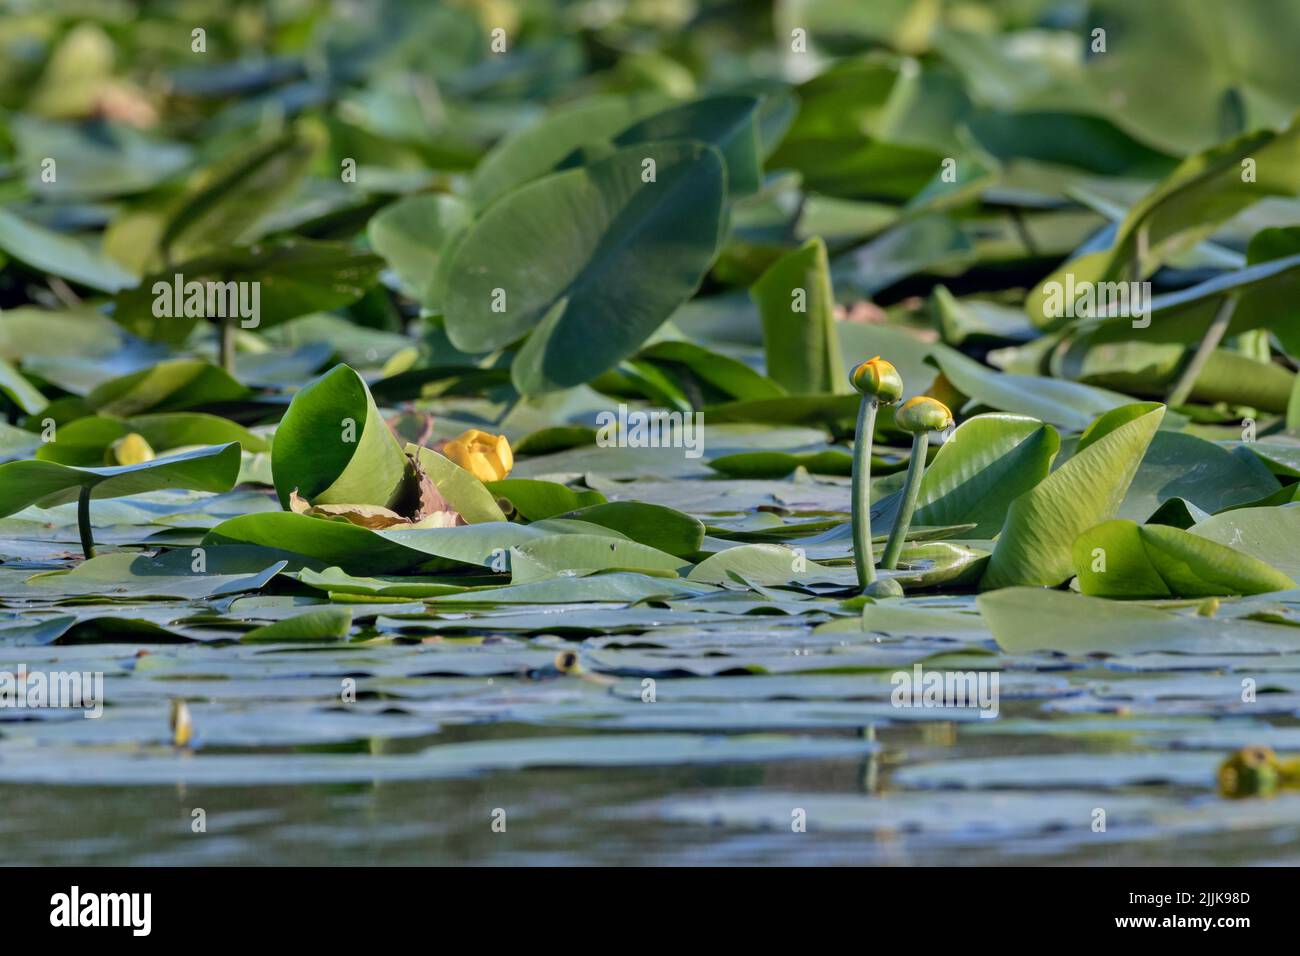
[850,397,879,588]
[218,316,236,374]
[1166,293,1238,408]
[1131,222,1148,282]
[77,484,95,560]
[881,431,930,571]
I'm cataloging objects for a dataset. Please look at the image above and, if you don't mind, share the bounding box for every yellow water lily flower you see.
[106,432,155,465]
[443,429,513,482]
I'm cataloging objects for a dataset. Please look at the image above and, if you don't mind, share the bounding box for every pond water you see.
[4,632,1299,865]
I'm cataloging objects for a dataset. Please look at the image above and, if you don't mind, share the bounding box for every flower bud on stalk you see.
[880,396,954,572]
[849,358,903,595]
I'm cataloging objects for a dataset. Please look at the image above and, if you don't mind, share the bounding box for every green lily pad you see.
[0,442,241,517]
[242,607,353,643]
[1073,519,1296,598]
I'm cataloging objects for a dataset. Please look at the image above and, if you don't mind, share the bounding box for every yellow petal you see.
[490,434,513,478]
[443,439,471,470]
[465,450,497,482]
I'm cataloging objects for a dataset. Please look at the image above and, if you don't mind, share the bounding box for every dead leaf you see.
[289,483,462,530]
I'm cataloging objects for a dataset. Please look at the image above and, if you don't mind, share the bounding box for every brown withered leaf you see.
[407,452,463,525]
[288,486,461,530]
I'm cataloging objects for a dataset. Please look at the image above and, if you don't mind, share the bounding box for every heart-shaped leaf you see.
[604,95,763,195]
[468,95,664,210]
[443,141,726,394]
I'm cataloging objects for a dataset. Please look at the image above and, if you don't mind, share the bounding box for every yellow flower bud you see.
[895,396,953,434]
[850,356,903,403]
[106,432,155,465]
[1218,746,1280,798]
[442,429,513,482]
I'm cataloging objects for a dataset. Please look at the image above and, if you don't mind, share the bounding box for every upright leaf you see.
[444,142,726,394]
[750,237,848,395]
[271,364,410,510]
[982,403,1165,589]
[911,414,1060,538]
[366,194,472,309]
[607,95,763,195]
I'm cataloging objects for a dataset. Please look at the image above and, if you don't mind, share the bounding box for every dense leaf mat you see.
[3,0,1300,864]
